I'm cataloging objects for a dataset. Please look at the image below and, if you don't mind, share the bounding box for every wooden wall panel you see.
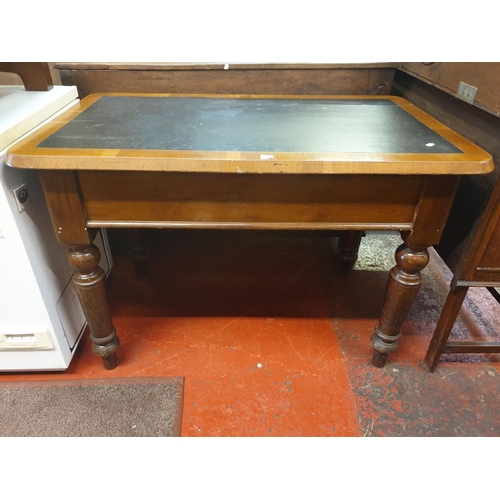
[401,63,500,118]
[55,63,397,98]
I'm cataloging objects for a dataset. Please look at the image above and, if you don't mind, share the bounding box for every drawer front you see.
[78,171,424,229]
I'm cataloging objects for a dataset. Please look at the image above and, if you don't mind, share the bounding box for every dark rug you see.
[0,377,184,437]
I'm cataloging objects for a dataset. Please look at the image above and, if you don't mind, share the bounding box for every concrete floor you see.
[3,231,500,436]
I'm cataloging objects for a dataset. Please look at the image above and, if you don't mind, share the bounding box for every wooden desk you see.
[5,93,493,370]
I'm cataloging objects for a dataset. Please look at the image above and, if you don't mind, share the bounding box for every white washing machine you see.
[0,85,112,371]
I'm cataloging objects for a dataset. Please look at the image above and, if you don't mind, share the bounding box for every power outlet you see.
[456,81,477,104]
[12,183,30,213]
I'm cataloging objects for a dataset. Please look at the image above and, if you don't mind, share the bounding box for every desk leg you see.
[68,244,120,370]
[128,229,149,276]
[338,230,364,275]
[371,243,429,367]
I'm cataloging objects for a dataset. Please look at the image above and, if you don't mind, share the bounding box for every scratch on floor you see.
[309,345,337,366]
[287,337,304,360]
[131,354,179,375]
[219,317,243,331]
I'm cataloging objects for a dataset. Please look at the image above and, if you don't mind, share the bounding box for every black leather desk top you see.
[37,96,462,154]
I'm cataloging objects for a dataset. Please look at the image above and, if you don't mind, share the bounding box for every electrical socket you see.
[12,183,30,213]
[456,82,477,104]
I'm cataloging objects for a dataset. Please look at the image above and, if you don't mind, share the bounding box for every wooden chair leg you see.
[424,286,469,373]
[338,230,364,275]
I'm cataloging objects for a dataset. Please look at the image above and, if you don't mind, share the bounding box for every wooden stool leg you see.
[68,244,120,370]
[128,229,149,276]
[371,243,430,368]
[424,287,469,373]
[338,230,364,275]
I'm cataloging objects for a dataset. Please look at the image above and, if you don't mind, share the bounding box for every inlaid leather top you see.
[36,96,462,154]
[6,94,494,175]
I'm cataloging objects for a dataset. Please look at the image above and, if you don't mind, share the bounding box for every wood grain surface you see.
[401,63,500,118]
[55,63,397,99]
[78,171,423,227]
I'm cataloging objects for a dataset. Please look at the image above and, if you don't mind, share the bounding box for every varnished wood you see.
[398,70,500,369]
[6,93,494,370]
[371,242,430,367]
[0,62,53,91]
[39,170,91,245]
[375,175,460,367]
[87,221,414,231]
[393,70,500,275]
[53,63,396,274]
[456,279,500,288]
[478,224,500,267]
[456,177,500,282]
[338,231,364,275]
[406,175,461,247]
[471,268,500,283]
[55,62,400,71]
[423,144,500,369]
[424,287,469,372]
[6,94,493,176]
[128,229,149,276]
[56,64,396,99]
[68,244,120,369]
[444,342,500,354]
[78,172,423,226]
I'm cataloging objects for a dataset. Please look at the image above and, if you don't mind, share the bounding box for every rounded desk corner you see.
[4,149,35,170]
[387,95,408,105]
[4,150,18,169]
[485,157,496,174]
[477,155,496,175]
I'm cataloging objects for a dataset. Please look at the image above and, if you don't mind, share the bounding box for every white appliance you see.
[0,85,112,371]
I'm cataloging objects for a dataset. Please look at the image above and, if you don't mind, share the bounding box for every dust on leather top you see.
[36,96,462,154]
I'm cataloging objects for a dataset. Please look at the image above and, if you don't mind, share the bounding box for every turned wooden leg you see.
[371,243,430,368]
[68,244,120,369]
[424,287,469,373]
[128,229,149,276]
[338,230,364,276]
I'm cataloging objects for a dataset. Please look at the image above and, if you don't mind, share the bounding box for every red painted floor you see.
[3,231,500,436]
